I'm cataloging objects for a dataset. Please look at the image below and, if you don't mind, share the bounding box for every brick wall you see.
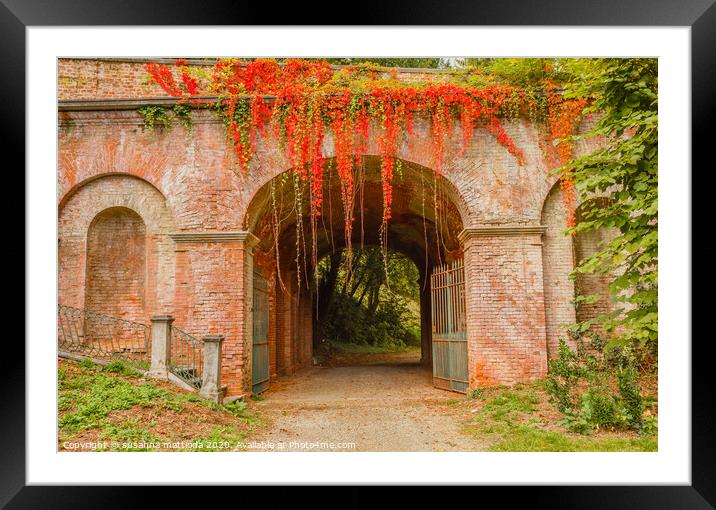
[463,232,548,387]
[57,59,614,396]
[575,228,616,330]
[173,239,251,396]
[57,58,455,101]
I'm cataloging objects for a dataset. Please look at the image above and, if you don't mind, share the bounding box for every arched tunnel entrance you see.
[244,156,467,394]
[313,246,423,365]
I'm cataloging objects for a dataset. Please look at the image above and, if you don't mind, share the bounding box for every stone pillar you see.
[148,315,174,378]
[459,226,549,390]
[199,334,224,403]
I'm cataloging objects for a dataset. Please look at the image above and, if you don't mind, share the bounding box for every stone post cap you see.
[202,334,225,343]
[151,315,175,323]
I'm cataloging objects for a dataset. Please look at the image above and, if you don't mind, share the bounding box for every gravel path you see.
[246,357,487,452]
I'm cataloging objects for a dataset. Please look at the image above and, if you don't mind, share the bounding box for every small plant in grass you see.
[104,359,139,377]
[190,426,246,451]
[78,358,95,370]
[225,399,248,415]
[99,419,162,451]
[468,388,485,400]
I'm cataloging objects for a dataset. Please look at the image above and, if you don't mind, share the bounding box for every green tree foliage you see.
[314,247,420,348]
[459,58,658,352]
[324,57,448,69]
[563,58,658,350]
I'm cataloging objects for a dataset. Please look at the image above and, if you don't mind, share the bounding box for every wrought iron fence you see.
[57,304,151,362]
[169,325,204,389]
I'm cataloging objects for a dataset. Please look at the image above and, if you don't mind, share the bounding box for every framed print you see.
[4,0,709,504]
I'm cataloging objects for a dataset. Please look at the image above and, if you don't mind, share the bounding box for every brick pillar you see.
[295,292,312,368]
[199,334,224,403]
[459,226,549,390]
[148,315,174,378]
[170,231,259,399]
[276,269,297,376]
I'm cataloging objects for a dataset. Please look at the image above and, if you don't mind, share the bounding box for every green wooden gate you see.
[430,259,468,393]
[252,270,270,394]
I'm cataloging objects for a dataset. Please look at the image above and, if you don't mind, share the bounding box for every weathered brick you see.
[57,58,613,397]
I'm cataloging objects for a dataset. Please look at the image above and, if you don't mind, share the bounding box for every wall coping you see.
[60,57,460,75]
[59,97,219,111]
[170,231,260,245]
[458,225,547,242]
[202,334,225,343]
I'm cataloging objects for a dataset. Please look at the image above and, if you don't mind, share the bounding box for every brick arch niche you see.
[58,174,177,322]
[540,182,577,358]
[85,207,147,322]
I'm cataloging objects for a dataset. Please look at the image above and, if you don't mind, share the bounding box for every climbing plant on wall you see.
[562,58,658,349]
[144,58,587,287]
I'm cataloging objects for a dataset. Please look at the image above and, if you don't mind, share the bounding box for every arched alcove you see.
[540,182,576,357]
[85,207,147,322]
[58,174,177,318]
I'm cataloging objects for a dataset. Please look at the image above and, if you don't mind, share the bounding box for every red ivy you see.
[546,82,587,229]
[145,59,583,248]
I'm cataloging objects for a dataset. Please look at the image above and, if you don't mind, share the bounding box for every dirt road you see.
[246,356,486,452]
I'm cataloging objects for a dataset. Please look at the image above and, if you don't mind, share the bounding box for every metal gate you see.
[252,270,270,394]
[430,259,468,393]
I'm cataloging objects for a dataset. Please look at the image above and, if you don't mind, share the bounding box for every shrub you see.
[224,399,248,416]
[545,337,652,434]
[617,365,646,431]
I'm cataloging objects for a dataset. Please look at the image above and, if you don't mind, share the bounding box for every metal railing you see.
[57,304,151,362]
[169,325,204,389]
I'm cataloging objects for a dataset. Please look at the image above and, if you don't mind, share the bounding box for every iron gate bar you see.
[169,325,204,389]
[252,270,270,394]
[430,259,468,393]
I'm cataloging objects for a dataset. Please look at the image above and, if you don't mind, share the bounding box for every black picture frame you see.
[4,0,708,505]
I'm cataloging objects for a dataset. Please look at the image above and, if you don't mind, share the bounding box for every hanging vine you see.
[546,82,588,229]
[144,58,585,275]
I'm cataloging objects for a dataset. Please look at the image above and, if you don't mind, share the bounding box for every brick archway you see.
[58,174,177,321]
[56,58,613,399]
[241,156,467,387]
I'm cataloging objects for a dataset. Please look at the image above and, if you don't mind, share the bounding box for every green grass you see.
[58,358,262,451]
[487,425,657,452]
[189,426,250,452]
[58,366,175,434]
[461,383,657,452]
[328,341,420,354]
